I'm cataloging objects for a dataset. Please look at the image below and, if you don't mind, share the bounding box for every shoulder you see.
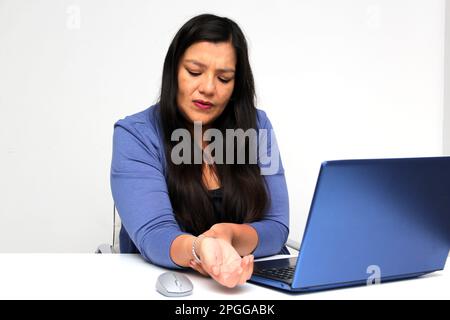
[114,103,160,132]
[255,108,272,130]
[113,103,164,152]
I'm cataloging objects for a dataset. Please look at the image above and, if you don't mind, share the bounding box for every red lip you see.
[193,99,214,106]
[193,99,214,110]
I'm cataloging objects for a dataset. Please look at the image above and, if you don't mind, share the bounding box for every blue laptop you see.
[250,157,450,292]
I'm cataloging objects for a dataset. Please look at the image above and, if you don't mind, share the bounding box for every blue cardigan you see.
[110,103,290,269]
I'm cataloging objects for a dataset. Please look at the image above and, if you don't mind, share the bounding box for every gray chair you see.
[95,204,121,254]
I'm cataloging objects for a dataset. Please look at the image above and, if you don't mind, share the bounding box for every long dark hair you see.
[158,14,269,235]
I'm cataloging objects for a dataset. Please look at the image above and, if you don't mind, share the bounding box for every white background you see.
[0,0,447,252]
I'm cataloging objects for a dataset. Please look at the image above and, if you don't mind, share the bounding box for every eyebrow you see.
[184,59,235,73]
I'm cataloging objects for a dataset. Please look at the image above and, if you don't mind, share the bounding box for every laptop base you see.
[249,270,437,293]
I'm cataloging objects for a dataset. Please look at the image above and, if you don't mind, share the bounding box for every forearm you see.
[208,223,258,257]
[170,234,196,267]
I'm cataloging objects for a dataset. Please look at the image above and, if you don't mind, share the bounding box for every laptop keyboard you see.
[254,266,295,283]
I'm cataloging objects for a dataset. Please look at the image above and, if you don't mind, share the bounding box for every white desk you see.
[0,253,448,300]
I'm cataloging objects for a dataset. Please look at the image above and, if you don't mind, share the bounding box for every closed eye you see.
[187,70,201,77]
[219,78,232,84]
[186,69,232,83]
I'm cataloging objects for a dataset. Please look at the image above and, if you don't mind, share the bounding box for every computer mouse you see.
[156,271,193,297]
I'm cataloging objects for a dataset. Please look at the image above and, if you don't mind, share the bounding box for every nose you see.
[198,74,215,96]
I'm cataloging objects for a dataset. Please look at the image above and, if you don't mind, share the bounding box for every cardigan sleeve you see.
[247,111,290,258]
[110,117,189,269]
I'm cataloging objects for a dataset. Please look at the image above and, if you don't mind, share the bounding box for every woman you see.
[110,14,289,288]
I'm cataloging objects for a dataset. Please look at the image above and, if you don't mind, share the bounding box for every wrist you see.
[192,234,205,263]
[209,223,234,243]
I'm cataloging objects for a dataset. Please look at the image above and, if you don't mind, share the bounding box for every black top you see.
[208,187,224,220]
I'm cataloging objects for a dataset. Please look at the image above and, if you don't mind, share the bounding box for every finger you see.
[220,273,240,288]
[230,257,245,286]
[237,255,254,285]
[213,264,240,288]
[231,268,244,287]
[212,265,221,277]
[242,255,254,282]
[247,255,254,280]
[223,265,243,288]
[209,268,230,287]
[237,256,251,285]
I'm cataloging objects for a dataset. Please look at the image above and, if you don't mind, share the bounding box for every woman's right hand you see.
[190,236,254,288]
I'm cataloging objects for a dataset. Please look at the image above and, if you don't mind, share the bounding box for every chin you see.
[191,116,214,126]
[188,109,216,122]
[180,104,223,126]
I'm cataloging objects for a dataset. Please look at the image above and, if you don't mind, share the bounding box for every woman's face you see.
[177,41,236,127]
